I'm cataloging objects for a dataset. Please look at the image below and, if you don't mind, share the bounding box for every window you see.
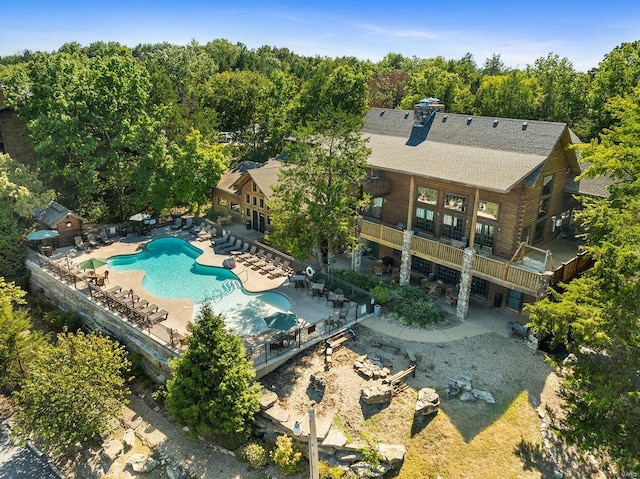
[259,198,264,209]
[368,168,384,179]
[246,208,250,217]
[412,257,432,276]
[444,193,466,212]
[442,214,465,240]
[252,182,257,192]
[415,207,435,234]
[477,200,499,220]
[471,277,488,298]
[475,223,495,248]
[417,187,437,205]
[538,198,550,219]
[252,196,257,206]
[217,197,228,207]
[542,175,554,196]
[245,193,250,203]
[231,201,240,212]
[364,197,383,219]
[436,265,460,285]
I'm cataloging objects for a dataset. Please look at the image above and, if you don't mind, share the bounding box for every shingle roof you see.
[564,162,611,198]
[246,159,282,198]
[216,160,263,194]
[35,201,84,228]
[363,108,572,192]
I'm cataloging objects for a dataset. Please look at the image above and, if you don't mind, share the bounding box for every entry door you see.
[252,210,259,231]
[259,213,266,233]
[506,289,524,311]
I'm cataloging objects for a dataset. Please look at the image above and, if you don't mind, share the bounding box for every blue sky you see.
[3,1,640,71]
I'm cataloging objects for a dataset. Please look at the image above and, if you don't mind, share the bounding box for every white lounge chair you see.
[182,217,193,230]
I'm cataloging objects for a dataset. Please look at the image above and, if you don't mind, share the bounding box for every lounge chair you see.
[212,231,229,245]
[251,253,273,270]
[87,233,99,248]
[244,249,265,264]
[74,235,88,250]
[230,242,249,255]
[261,256,281,274]
[268,260,292,279]
[170,217,182,229]
[148,309,168,323]
[99,229,114,245]
[182,217,193,230]
[216,236,236,252]
[196,225,212,241]
[237,245,257,262]
[223,239,243,253]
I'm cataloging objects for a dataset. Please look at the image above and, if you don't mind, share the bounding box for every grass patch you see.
[391,391,552,479]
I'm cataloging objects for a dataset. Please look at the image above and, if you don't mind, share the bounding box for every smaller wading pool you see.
[108,237,292,336]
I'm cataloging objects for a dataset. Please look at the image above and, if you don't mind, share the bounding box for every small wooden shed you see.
[33,201,86,247]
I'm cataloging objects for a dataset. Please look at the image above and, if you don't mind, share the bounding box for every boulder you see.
[459,391,476,402]
[310,373,327,393]
[414,388,440,416]
[166,462,188,479]
[351,461,388,478]
[264,405,290,424]
[127,453,158,473]
[100,439,123,463]
[123,428,135,448]
[376,444,406,464]
[444,375,473,398]
[361,384,392,405]
[472,389,495,404]
[260,389,278,410]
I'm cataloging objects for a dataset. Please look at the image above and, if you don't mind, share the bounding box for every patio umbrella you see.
[263,312,298,331]
[26,229,59,241]
[129,213,151,222]
[78,257,108,272]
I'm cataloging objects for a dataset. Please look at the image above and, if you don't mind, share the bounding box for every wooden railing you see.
[360,219,543,295]
[550,251,592,286]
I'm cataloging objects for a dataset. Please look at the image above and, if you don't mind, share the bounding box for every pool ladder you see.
[211,278,241,302]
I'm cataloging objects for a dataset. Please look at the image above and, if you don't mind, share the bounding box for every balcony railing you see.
[362,177,393,196]
[359,218,542,295]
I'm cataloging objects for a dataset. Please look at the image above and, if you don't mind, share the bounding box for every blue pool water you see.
[108,237,292,335]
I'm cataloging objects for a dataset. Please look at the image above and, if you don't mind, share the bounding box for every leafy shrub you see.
[271,435,302,475]
[333,269,378,291]
[44,311,83,331]
[370,283,390,305]
[319,461,347,478]
[241,442,269,469]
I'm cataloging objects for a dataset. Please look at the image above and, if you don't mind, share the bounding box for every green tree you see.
[0,153,54,219]
[12,330,130,455]
[166,303,261,443]
[528,87,640,475]
[585,41,640,139]
[0,208,29,287]
[169,129,229,212]
[6,51,169,221]
[0,279,45,391]
[269,111,370,266]
[474,70,541,119]
[481,53,509,76]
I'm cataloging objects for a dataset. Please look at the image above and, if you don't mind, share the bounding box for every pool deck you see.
[53,227,332,336]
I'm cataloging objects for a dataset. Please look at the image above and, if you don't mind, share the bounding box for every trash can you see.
[374,304,381,317]
[245,220,252,230]
[493,293,503,307]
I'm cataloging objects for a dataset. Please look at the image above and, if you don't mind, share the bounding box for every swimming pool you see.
[108,237,292,336]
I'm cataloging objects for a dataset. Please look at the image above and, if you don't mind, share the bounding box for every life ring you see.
[305,266,315,277]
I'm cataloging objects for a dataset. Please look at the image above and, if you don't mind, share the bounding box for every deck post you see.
[399,229,414,286]
[456,247,475,321]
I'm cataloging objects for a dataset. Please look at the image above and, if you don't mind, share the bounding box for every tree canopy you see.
[12,330,131,455]
[166,303,261,444]
[269,111,371,265]
[528,86,640,475]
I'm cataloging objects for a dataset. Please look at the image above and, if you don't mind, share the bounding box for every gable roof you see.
[34,201,85,228]
[363,108,574,193]
[216,160,263,194]
[245,159,282,198]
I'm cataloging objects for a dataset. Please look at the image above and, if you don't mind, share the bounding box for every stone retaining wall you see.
[28,261,175,382]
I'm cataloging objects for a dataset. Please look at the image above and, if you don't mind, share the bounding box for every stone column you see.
[456,247,475,322]
[351,242,363,271]
[399,229,414,286]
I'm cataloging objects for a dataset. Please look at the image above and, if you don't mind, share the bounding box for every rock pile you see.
[445,375,495,404]
[354,354,391,380]
[361,384,393,405]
